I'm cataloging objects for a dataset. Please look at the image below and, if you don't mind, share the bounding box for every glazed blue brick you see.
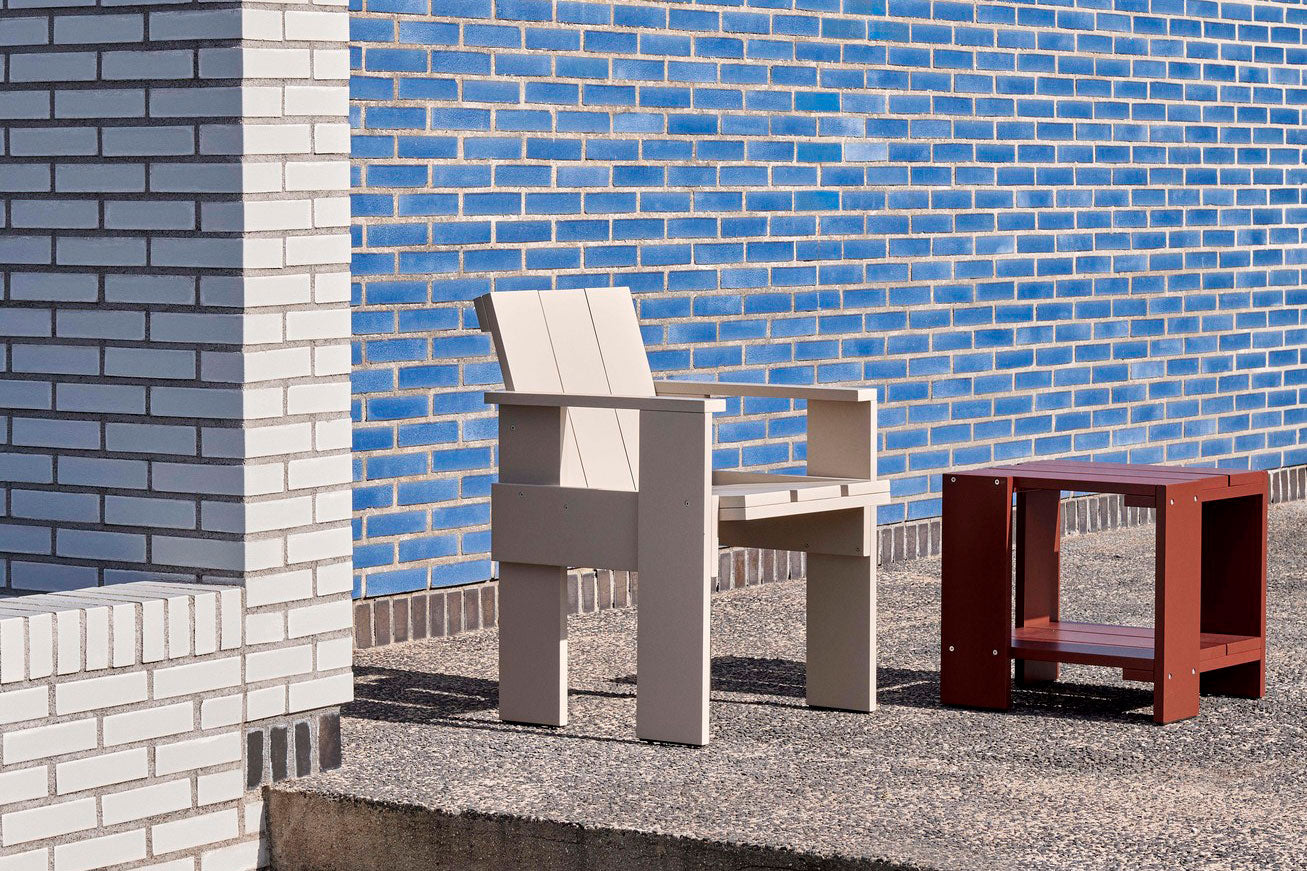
[348,0,1307,600]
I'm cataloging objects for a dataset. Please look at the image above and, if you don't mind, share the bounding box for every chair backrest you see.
[474,287,654,490]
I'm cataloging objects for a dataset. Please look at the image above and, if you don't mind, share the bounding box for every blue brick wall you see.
[348,0,1307,598]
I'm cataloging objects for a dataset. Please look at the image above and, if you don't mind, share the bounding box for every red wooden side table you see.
[940,460,1268,724]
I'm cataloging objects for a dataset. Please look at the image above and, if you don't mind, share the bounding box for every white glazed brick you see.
[53,610,80,675]
[0,797,96,847]
[203,421,313,459]
[284,159,348,192]
[287,598,351,639]
[199,47,309,79]
[245,684,286,721]
[153,657,242,700]
[283,9,347,40]
[244,643,312,683]
[315,489,352,524]
[102,701,193,747]
[9,52,97,83]
[204,495,313,535]
[201,273,311,308]
[9,272,98,303]
[25,613,54,680]
[102,50,194,81]
[313,122,351,155]
[104,495,197,530]
[4,719,96,765]
[244,610,285,646]
[0,850,48,871]
[151,809,239,856]
[52,829,148,871]
[152,535,283,573]
[197,770,243,806]
[315,561,354,596]
[101,779,192,827]
[105,424,197,457]
[154,732,241,776]
[244,570,314,607]
[105,348,197,380]
[316,634,352,672]
[0,687,48,726]
[194,591,219,656]
[55,671,147,715]
[286,380,348,415]
[218,587,244,651]
[0,616,29,682]
[201,839,264,871]
[199,694,243,730]
[55,748,148,795]
[1,17,48,46]
[314,417,353,451]
[54,13,143,43]
[55,90,148,120]
[284,85,347,116]
[286,525,352,564]
[286,453,350,490]
[0,767,48,808]
[288,672,353,713]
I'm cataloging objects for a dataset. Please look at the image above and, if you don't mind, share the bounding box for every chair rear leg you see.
[498,562,568,727]
[806,553,875,712]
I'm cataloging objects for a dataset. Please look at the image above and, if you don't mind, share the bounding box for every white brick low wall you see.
[0,582,352,871]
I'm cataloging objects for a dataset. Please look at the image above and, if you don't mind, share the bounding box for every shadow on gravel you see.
[702,656,1156,724]
[348,657,1156,734]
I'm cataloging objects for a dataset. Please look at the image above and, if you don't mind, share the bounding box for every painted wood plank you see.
[477,290,587,487]
[490,483,638,572]
[586,288,655,487]
[485,391,725,414]
[499,563,569,727]
[538,289,635,491]
[636,408,713,745]
[654,379,876,402]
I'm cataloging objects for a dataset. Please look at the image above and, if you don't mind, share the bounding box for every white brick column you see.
[0,0,352,602]
[1,3,352,867]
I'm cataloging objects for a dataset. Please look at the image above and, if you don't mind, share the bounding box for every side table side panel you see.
[941,474,1014,709]
[1154,484,1203,724]
[1015,489,1061,685]
[1199,483,1268,698]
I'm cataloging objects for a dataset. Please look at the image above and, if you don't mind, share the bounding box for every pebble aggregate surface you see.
[293,502,1307,871]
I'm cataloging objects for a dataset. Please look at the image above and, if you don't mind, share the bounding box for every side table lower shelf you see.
[1011,621,1264,682]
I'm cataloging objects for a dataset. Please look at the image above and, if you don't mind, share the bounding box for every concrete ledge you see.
[267,790,918,871]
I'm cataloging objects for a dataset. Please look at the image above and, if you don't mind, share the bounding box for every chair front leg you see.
[636,408,713,746]
[498,562,568,727]
[807,551,875,712]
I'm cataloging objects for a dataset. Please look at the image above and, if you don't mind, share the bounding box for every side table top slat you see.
[956,460,1265,495]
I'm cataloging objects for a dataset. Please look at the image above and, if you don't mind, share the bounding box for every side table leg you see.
[1015,489,1061,685]
[941,473,1014,710]
[1199,488,1268,698]
[1154,486,1202,724]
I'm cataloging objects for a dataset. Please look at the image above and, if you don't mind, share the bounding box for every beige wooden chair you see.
[475,287,891,746]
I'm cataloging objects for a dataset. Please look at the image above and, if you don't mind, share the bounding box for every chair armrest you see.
[652,379,875,403]
[485,390,726,414]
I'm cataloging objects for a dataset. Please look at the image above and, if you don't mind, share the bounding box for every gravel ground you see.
[293,502,1307,871]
